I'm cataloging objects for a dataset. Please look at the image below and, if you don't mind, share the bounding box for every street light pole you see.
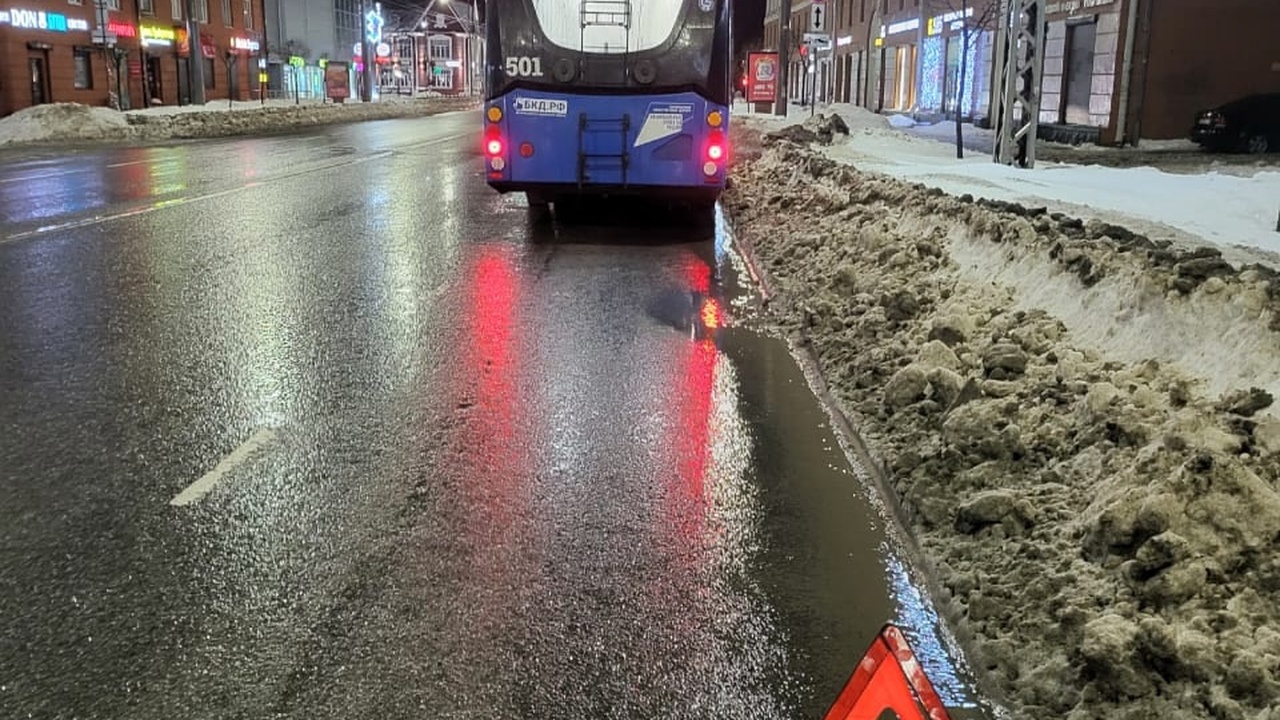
[360,0,378,102]
[184,0,206,104]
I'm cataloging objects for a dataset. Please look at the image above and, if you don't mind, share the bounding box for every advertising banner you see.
[325,61,351,101]
[746,52,778,103]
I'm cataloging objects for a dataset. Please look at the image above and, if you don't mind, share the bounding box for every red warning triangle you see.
[823,624,953,720]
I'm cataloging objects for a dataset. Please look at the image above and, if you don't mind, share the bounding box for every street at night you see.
[0,112,985,719]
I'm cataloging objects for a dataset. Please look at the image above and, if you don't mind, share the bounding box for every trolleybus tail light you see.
[519,142,535,158]
[486,106,503,123]
[705,129,726,163]
[485,135,504,157]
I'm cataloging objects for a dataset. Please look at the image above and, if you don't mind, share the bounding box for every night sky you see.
[735,0,767,49]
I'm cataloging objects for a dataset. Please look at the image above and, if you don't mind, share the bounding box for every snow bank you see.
[0,97,476,147]
[0,103,133,146]
[737,106,1280,264]
[725,127,1280,720]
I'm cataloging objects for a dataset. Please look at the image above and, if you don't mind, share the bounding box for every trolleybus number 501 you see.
[505,57,545,77]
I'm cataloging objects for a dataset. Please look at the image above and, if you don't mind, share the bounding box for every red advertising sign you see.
[325,61,351,101]
[746,51,779,103]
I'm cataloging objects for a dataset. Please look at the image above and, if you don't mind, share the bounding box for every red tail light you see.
[706,129,726,162]
[484,129,504,157]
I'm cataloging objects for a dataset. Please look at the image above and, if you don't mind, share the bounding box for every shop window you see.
[204,57,216,88]
[74,48,93,89]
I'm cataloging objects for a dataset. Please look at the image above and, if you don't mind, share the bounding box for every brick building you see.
[761,0,1280,142]
[0,0,267,117]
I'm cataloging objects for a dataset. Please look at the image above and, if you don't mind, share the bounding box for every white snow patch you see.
[887,113,918,128]
[739,104,1280,261]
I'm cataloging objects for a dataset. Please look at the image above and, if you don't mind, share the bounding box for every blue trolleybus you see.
[482,0,733,209]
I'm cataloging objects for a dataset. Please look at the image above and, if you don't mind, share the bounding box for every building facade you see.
[762,0,1280,142]
[0,0,267,116]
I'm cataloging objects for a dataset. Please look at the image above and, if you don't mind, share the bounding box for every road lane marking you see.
[170,427,278,507]
[0,169,91,184]
[2,132,469,244]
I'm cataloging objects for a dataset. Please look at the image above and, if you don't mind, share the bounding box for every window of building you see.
[243,0,252,28]
[139,0,154,14]
[429,36,451,60]
[171,0,181,19]
[73,48,93,89]
[222,0,231,25]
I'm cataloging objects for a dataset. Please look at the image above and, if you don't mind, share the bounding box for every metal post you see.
[775,0,793,116]
[992,0,1045,167]
[184,0,206,104]
[360,0,377,102]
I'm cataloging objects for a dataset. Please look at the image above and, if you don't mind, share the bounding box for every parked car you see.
[1190,92,1280,154]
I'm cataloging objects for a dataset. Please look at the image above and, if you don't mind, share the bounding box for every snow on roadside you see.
[0,103,133,145]
[725,127,1280,720]
[0,97,476,148]
[737,104,1280,264]
[125,92,447,116]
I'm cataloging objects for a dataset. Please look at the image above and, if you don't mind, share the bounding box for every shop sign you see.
[108,20,136,38]
[1046,0,1114,16]
[231,36,259,51]
[288,55,305,67]
[927,7,972,35]
[141,24,175,46]
[0,8,89,32]
[176,28,215,58]
[882,18,920,37]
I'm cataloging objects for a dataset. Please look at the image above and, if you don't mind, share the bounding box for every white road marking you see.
[170,427,278,506]
[2,131,469,243]
[105,160,150,168]
[0,169,88,184]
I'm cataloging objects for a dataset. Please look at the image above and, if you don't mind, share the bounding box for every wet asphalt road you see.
[1,112,987,719]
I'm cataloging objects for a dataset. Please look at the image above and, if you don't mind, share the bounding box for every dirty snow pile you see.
[725,126,1280,720]
[0,98,475,147]
[0,103,134,146]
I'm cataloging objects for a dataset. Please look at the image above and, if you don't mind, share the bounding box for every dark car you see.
[1190,92,1280,154]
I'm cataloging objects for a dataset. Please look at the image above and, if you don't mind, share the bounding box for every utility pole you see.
[360,0,378,102]
[775,0,793,116]
[184,0,206,104]
[991,0,1045,167]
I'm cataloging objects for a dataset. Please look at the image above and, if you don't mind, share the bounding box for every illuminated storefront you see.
[1,0,266,116]
[0,3,107,116]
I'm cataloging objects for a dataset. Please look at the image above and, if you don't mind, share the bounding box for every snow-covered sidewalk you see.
[735,103,1280,264]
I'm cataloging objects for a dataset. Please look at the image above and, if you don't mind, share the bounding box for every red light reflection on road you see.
[671,254,719,507]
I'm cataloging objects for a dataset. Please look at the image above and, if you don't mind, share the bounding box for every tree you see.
[935,0,998,159]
